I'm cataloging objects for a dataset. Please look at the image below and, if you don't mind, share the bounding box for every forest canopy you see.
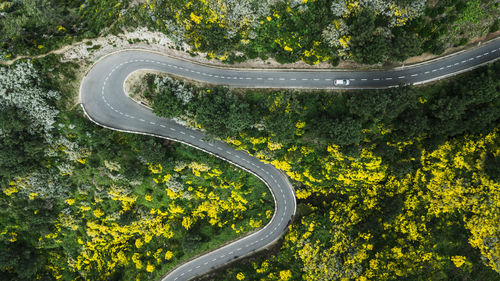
[1,0,500,280]
[142,60,500,280]
[1,0,499,65]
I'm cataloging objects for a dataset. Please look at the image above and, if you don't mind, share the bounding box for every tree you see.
[153,88,184,118]
[349,9,390,64]
[318,117,363,146]
[390,27,423,62]
[0,62,59,176]
[193,87,233,137]
[227,102,253,135]
[0,0,60,52]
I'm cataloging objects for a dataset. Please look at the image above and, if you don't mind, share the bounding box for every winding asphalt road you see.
[79,37,500,281]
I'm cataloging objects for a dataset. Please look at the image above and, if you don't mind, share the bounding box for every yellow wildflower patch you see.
[148,163,162,174]
[190,12,202,24]
[236,272,245,280]
[146,263,155,272]
[267,141,283,151]
[93,209,104,218]
[65,198,75,205]
[164,250,174,260]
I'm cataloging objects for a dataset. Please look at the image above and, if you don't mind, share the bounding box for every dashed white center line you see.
[94,46,500,281]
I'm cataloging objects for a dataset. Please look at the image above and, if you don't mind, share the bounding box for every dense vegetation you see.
[0,57,273,281]
[2,0,500,280]
[0,0,132,60]
[130,0,499,65]
[2,1,499,65]
[144,60,500,280]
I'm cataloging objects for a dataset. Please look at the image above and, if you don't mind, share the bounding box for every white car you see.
[334,79,350,86]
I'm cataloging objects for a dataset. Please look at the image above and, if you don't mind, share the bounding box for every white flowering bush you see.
[330,0,348,17]
[322,19,350,48]
[207,0,272,39]
[153,75,194,104]
[0,61,60,140]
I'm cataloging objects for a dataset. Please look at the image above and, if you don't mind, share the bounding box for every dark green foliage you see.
[263,113,295,144]
[192,87,253,137]
[318,117,364,146]
[0,195,57,281]
[150,60,500,177]
[153,88,184,118]
[390,28,423,62]
[484,153,500,181]
[349,9,390,65]
[0,106,45,177]
[0,0,128,59]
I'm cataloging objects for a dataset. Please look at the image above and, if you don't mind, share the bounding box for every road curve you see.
[80,38,500,281]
